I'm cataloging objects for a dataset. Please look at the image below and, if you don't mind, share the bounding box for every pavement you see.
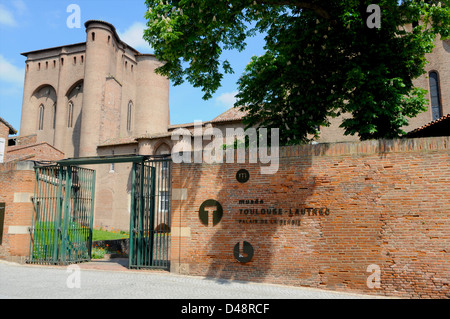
[0,258,389,299]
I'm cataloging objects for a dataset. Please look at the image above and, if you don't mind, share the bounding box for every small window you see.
[131,65,134,73]
[74,56,77,64]
[38,104,44,130]
[81,55,84,64]
[52,103,57,129]
[38,63,41,70]
[45,61,48,69]
[68,101,74,128]
[125,61,128,69]
[92,32,95,41]
[61,58,64,66]
[108,35,111,44]
[429,71,443,121]
[53,60,56,68]
[160,191,169,212]
[110,150,115,173]
[127,101,133,132]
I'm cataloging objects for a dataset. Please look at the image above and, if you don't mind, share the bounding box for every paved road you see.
[0,260,384,299]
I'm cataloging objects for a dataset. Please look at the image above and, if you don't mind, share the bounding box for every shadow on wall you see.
[73,109,82,158]
[181,144,329,286]
[443,38,450,53]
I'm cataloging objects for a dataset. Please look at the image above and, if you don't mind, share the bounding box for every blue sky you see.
[0,0,266,135]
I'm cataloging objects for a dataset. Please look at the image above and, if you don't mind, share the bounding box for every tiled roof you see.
[406,113,450,138]
[211,107,247,123]
[0,117,17,135]
[97,136,138,147]
[166,107,247,130]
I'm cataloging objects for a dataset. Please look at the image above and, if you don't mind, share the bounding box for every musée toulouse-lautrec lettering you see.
[237,199,330,226]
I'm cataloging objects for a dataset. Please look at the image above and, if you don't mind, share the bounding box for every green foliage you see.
[144,0,450,144]
[91,247,106,259]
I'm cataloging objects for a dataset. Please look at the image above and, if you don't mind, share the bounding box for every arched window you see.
[68,101,74,128]
[92,32,95,41]
[429,71,443,121]
[127,101,133,132]
[38,105,44,130]
[52,103,57,129]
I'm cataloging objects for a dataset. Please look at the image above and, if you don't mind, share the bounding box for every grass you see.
[92,227,129,241]
[30,223,130,260]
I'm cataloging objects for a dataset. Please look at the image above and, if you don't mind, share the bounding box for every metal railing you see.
[28,165,96,265]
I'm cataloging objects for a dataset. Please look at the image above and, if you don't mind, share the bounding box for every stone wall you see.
[0,161,35,261]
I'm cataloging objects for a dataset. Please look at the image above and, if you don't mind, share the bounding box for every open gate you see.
[28,165,96,265]
[129,157,171,269]
[27,155,171,269]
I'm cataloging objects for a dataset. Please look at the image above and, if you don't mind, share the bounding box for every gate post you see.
[88,170,96,260]
[147,166,156,266]
[60,166,72,264]
[129,162,137,268]
[137,160,145,268]
[52,166,64,264]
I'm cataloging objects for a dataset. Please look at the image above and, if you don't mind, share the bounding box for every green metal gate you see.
[28,165,96,265]
[129,156,171,269]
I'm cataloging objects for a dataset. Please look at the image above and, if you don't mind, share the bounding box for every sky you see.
[0,0,266,135]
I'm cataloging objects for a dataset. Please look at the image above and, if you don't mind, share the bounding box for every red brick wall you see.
[0,122,9,143]
[14,134,37,146]
[0,161,35,259]
[171,137,450,298]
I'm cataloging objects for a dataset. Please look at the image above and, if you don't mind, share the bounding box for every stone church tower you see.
[19,20,170,159]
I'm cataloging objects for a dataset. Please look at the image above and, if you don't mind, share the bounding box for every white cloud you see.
[0,55,24,84]
[0,4,17,26]
[215,91,238,109]
[118,22,152,52]
[0,1,27,27]
[12,0,27,15]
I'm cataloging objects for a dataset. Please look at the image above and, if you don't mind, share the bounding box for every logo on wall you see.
[234,241,254,263]
[198,199,223,226]
[236,169,250,183]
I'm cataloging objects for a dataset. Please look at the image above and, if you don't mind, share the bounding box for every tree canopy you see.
[144,0,450,144]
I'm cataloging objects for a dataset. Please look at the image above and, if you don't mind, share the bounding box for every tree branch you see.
[255,0,331,20]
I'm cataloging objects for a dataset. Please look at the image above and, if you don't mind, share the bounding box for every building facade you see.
[19,20,170,159]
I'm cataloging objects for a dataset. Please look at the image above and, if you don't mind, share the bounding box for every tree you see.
[144,0,450,144]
